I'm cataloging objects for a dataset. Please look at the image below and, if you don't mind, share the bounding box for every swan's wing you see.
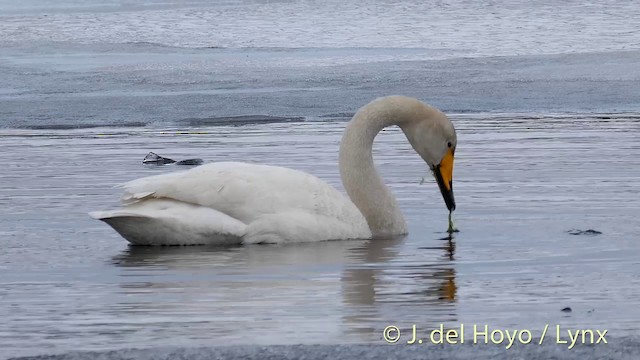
[120,161,364,225]
[90,198,246,246]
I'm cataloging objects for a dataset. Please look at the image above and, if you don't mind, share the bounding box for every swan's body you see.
[91,162,371,244]
[91,96,457,245]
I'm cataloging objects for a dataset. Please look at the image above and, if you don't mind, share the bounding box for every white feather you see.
[93,162,370,245]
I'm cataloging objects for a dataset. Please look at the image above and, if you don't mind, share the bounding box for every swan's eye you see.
[447,142,452,148]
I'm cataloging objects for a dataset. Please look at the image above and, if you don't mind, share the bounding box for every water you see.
[2,117,640,358]
[1,0,640,358]
[2,0,639,54]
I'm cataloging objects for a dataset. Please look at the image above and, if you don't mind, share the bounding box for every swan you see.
[90,95,457,245]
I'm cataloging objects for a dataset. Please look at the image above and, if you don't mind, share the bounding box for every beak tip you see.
[446,198,456,212]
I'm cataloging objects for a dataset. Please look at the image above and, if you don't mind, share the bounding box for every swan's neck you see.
[339,100,412,237]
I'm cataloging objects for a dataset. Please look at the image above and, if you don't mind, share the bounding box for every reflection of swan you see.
[111,241,366,269]
[341,234,457,339]
[343,235,457,306]
[110,235,457,343]
[91,96,457,245]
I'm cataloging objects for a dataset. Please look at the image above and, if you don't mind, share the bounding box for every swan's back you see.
[122,162,359,223]
[92,162,371,244]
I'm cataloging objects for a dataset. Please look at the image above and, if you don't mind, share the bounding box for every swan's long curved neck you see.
[339,97,415,237]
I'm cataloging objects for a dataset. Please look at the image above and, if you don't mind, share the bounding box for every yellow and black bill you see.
[432,148,456,212]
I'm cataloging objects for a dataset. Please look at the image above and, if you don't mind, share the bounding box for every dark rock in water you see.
[175,158,204,166]
[143,152,176,165]
[567,229,602,236]
[143,152,203,166]
[561,307,572,312]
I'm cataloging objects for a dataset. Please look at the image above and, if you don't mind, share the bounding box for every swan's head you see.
[402,104,457,212]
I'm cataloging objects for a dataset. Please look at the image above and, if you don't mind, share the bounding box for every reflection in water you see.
[341,234,457,338]
[3,114,640,357]
[438,235,457,301]
[430,234,456,301]
[111,244,243,269]
[110,235,457,343]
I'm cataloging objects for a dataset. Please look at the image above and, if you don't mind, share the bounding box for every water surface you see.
[2,0,640,358]
[1,116,639,358]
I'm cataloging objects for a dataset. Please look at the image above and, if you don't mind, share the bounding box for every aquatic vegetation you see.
[448,211,459,233]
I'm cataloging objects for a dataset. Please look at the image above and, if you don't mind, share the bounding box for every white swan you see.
[90,96,457,245]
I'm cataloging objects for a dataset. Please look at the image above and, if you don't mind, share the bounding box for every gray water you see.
[2,117,640,358]
[2,0,640,359]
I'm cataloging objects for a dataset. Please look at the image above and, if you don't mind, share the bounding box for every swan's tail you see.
[90,199,246,246]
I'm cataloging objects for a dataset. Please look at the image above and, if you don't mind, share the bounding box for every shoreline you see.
[8,338,640,360]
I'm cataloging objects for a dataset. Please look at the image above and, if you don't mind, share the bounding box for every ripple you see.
[1,115,639,357]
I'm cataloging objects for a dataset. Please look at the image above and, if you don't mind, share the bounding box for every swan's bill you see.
[433,147,456,212]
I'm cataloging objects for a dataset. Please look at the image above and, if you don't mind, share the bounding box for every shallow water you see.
[2,0,640,130]
[1,115,640,358]
[2,0,640,358]
[2,0,640,56]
